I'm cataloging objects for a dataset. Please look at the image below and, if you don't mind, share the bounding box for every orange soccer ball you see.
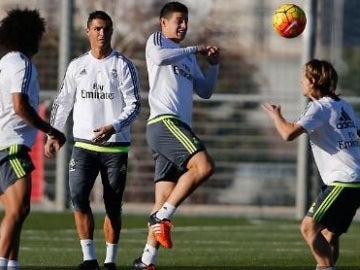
[272,3,307,38]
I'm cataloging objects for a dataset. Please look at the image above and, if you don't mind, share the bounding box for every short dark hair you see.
[87,10,113,28]
[0,8,45,55]
[160,1,188,19]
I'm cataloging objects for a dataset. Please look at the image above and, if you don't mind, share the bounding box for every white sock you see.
[316,267,336,270]
[0,257,7,269]
[80,239,97,261]
[104,242,118,264]
[156,202,176,220]
[141,244,157,265]
[7,260,19,269]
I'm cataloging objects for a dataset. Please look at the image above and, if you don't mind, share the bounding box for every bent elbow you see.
[13,105,21,115]
[151,53,171,66]
[197,89,213,99]
[13,103,24,116]
[153,58,165,66]
[201,93,212,99]
[282,133,296,142]
[283,136,293,142]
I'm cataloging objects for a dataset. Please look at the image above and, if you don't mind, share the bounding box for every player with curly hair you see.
[0,8,66,269]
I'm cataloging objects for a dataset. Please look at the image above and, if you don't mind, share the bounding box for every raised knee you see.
[192,165,213,186]
[187,152,215,182]
[205,165,214,179]
[200,160,215,180]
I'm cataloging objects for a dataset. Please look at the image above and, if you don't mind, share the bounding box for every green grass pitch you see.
[13,211,360,269]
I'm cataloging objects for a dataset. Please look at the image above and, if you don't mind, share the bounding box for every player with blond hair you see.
[263,59,360,270]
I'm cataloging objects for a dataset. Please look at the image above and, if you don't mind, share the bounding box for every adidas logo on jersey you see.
[111,69,118,78]
[336,107,355,129]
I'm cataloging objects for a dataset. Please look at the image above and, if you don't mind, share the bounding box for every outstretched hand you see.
[261,103,282,120]
[261,102,304,141]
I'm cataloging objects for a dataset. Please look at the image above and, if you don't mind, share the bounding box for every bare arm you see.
[13,93,53,133]
[261,103,305,141]
[12,93,66,157]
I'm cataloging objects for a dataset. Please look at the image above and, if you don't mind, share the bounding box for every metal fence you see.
[38,92,312,209]
[1,0,359,217]
[37,93,360,216]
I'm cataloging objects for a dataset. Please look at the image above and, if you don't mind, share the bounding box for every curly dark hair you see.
[0,8,45,56]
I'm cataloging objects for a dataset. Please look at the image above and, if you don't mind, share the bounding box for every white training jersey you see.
[297,97,360,185]
[146,32,219,126]
[0,52,39,148]
[50,50,140,145]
